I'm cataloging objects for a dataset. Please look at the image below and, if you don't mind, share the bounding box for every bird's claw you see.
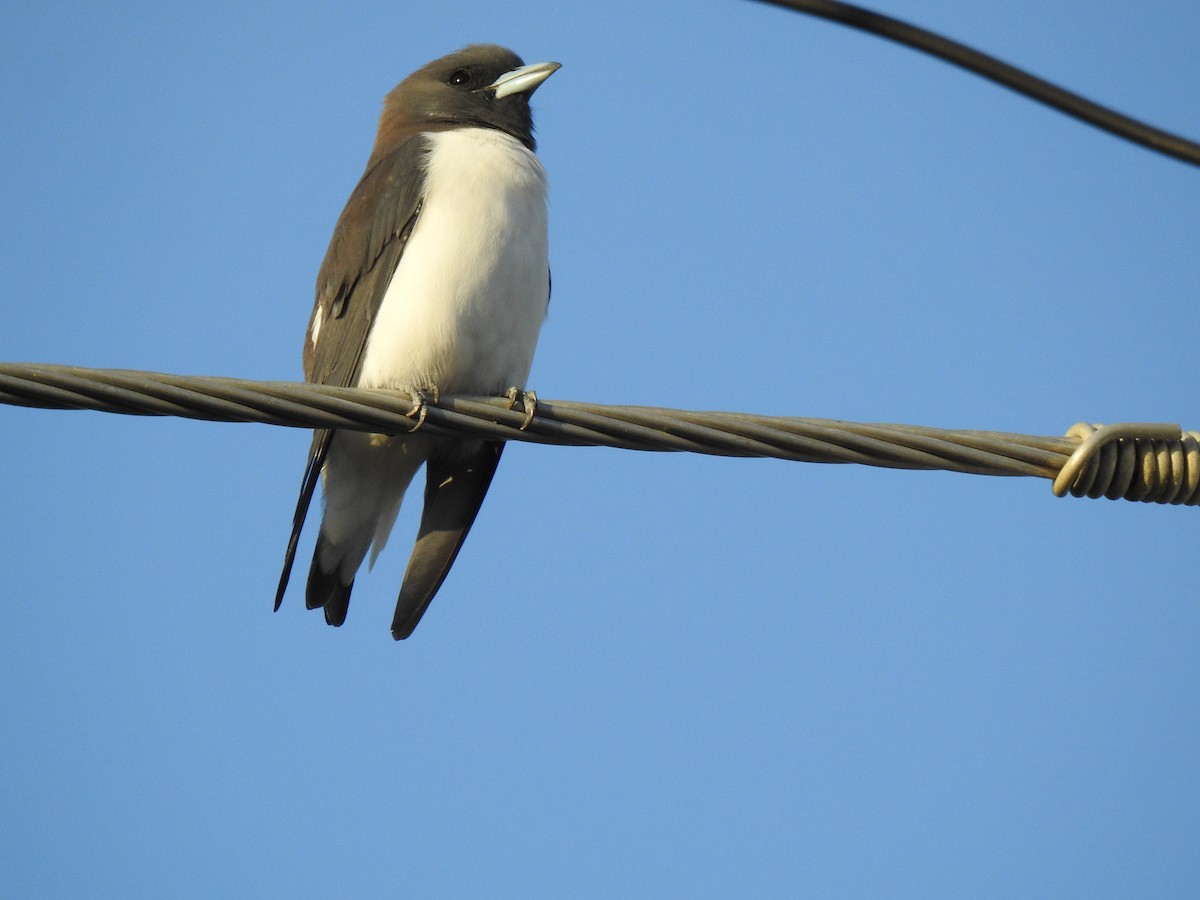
[406,387,440,433]
[505,387,538,431]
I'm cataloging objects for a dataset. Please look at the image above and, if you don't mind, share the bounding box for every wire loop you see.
[1053,423,1200,505]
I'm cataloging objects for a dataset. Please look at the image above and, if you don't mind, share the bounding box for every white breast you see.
[357,127,550,395]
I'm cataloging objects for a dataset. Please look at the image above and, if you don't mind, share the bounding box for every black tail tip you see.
[391,620,417,641]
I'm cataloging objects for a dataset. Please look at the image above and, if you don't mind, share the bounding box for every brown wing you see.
[275,139,428,610]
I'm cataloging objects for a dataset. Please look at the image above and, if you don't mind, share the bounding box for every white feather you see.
[309,304,324,347]
[358,127,549,394]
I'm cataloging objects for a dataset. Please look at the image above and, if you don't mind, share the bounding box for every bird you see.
[274,45,559,639]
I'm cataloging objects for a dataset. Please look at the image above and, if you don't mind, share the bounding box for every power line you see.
[755,0,1200,167]
[1,363,1195,506]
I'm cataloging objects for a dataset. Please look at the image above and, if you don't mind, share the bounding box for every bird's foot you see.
[505,387,538,431]
[406,387,440,433]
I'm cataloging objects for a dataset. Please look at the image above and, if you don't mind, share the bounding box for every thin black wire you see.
[753,0,1200,168]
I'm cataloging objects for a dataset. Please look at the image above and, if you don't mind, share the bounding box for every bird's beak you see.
[488,61,561,99]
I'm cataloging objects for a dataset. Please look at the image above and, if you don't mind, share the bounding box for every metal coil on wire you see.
[1054,423,1200,505]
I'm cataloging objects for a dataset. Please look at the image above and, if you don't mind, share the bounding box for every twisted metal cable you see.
[1,363,1195,506]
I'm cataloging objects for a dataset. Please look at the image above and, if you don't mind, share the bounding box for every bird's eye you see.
[447,69,471,87]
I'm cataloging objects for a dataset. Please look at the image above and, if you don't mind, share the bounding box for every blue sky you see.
[1,1,1197,896]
